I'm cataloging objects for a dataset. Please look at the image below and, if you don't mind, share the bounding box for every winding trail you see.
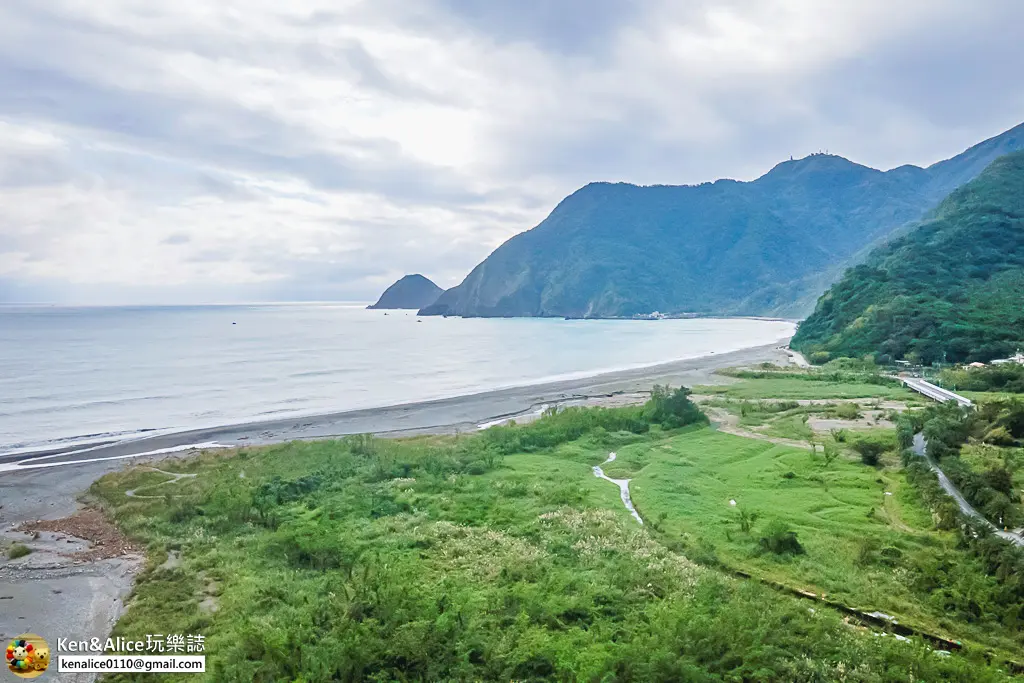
[592,453,643,525]
[124,467,198,499]
[912,434,1024,547]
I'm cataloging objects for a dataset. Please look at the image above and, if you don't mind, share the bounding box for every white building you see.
[991,350,1024,365]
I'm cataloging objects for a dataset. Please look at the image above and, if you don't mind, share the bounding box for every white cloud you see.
[0,0,1022,302]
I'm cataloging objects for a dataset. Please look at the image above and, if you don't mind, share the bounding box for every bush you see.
[833,403,861,420]
[809,351,831,364]
[7,543,31,559]
[758,520,805,555]
[643,385,708,429]
[852,439,886,466]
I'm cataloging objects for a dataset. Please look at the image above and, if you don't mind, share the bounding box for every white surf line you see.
[592,452,643,525]
[0,442,231,474]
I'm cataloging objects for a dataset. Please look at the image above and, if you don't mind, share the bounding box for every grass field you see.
[618,430,964,635]
[694,377,919,401]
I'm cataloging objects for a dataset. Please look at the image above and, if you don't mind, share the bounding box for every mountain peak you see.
[759,153,873,181]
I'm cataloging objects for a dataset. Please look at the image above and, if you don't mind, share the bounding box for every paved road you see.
[912,434,1024,547]
[900,377,973,407]
[785,347,810,368]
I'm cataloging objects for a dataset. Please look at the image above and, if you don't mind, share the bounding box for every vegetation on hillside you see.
[793,151,1024,364]
[421,124,1024,320]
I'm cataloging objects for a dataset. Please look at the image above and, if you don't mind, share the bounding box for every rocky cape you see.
[368,274,443,310]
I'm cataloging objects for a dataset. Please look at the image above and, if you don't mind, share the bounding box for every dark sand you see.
[0,341,792,681]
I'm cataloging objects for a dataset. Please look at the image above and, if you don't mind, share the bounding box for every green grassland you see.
[694,377,918,401]
[89,400,1023,681]
[617,429,1008,648]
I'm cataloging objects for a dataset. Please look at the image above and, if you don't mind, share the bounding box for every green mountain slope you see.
[421,122,1024,319]
[791,151,1024,364]
[368,274,443,309]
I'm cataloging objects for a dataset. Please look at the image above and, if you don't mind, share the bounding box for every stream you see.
[592,452,643,525]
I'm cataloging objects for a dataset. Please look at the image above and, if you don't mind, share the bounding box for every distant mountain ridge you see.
[421,122,1024,319]
[368,274,443,310]
[792,150,1024,364]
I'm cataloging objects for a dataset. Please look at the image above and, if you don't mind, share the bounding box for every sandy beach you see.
[0,340,793,681]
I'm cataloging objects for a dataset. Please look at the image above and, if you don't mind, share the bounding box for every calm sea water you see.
[0,304,794,455]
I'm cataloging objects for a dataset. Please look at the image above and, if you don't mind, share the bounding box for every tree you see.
[852,440,886,466]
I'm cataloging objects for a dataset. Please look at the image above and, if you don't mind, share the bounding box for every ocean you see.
[0,304,794,455]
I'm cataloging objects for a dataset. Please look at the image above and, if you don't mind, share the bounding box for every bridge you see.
[899,376,973,408]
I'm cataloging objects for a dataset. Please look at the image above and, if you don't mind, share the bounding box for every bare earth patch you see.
[17,509,138,561]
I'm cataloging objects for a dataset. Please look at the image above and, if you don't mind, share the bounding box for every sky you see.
[0,0,1022,304]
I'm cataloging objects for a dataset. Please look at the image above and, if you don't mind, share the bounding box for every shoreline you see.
[0,339,794,681]
[1,340,794,471]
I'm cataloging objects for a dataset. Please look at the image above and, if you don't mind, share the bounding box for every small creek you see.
[592,453,643,525]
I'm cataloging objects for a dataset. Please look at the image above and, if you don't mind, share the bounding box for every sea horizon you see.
[0,304,794,456]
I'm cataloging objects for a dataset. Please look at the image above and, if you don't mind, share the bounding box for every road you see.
[900,377,973,407]
[784,347,810,367]
[912,434,1024,547]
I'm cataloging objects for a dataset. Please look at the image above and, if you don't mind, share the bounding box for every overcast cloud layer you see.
[1,0,1022,303]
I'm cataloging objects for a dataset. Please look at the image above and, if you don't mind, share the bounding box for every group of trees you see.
[899,400,1024,528]
[483,385,707,455]
[939,363,1024,394]
[904,460,1024,633]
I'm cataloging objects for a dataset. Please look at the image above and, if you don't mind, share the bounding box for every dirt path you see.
[124,467,197,499]
[700,406,812,449]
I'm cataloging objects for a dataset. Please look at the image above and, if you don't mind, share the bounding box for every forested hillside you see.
[792,151,1024,364]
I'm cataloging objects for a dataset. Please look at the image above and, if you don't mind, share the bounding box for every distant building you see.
[968,362,987,368]
[991,351,1024,365]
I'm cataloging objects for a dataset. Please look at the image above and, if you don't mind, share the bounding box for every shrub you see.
[758,520,804,555]
[982,426,1014,446]
[833,403,861,420]
[7,543,31,559]
[643,385,708,429]
[465,461,487,475]
[809,351,831,364]
[344,433,378,457]
[855,538,879,566]
[851,436,891,466]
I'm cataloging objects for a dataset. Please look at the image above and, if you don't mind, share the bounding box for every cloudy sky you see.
[1,0,1022,303]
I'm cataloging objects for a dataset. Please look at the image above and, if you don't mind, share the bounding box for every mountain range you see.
[420,122,1024,319]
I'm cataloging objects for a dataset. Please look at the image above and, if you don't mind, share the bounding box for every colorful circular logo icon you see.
[5,635,49,678]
